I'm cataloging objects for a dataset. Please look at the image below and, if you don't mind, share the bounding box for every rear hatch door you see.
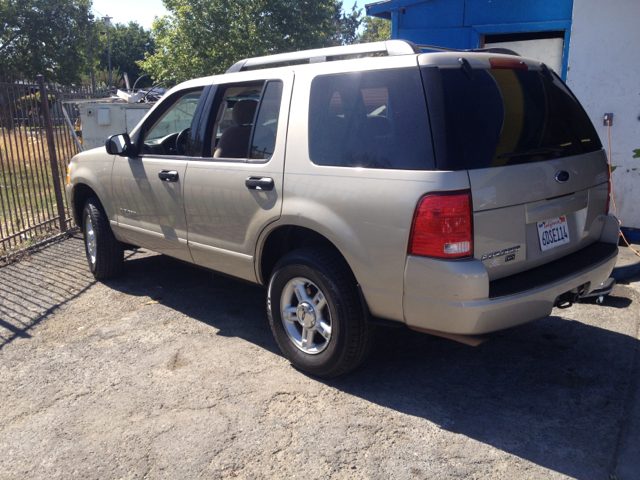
[420,55,609,281]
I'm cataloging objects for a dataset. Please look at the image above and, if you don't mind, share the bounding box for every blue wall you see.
[367,0,574,79]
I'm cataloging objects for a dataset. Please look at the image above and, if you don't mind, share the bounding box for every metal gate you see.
[0,75,107,257]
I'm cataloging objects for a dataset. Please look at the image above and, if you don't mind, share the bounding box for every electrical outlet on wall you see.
[603,113,613,126]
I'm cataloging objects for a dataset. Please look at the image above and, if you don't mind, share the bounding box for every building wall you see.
[486,37,564,73]
[368,0,574,78]
[369,0,639,228]
[566,0,640,228]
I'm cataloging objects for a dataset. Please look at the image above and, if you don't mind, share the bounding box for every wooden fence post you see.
[37,75,67,233]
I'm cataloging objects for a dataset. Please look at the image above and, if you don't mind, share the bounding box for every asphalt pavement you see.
[1,234,639,479]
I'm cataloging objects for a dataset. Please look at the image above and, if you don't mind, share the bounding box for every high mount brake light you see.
[408,191,473,259]
[489,58,529,70]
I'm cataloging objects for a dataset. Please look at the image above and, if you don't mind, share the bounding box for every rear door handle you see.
[158,170,179,182]
[245,176,274,191]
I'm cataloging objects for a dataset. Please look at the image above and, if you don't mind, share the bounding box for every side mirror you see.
[105,133,133,156]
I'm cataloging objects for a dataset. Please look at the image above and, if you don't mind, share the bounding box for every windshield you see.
[421,66,602,170]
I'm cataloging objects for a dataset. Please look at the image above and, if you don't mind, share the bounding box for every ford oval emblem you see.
[555,171,570,183]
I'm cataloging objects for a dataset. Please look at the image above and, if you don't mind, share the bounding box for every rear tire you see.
[82,198,124,280]
[267,247,374,377]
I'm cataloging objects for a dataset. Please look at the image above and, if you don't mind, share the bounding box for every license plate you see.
[537,216,570,251]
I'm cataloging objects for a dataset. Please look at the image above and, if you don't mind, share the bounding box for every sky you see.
[91,0,371,30]
[90,0,169,29]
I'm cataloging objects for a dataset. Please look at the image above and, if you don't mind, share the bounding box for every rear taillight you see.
[408,190,473,259]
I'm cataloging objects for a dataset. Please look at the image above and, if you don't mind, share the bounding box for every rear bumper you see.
[403,241,618,335]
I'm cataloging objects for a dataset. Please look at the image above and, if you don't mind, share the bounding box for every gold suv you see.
[67,40,619,377]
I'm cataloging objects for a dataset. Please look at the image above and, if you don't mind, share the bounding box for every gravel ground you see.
[1,234,639,479]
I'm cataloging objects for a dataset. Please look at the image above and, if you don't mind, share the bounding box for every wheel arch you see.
[72,183,102,231]
[257,225,355,286]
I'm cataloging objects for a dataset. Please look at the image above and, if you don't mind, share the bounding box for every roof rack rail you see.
[415,44,462,53]
[225,40,423,73]
[417,44,520,56]
[469,47,520,56]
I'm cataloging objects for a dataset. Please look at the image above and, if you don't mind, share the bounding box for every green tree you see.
[329,2,362,46]
[95,20,156,87]
[357,16,391,43]
[139,0,362,83]
[0,0,93,84]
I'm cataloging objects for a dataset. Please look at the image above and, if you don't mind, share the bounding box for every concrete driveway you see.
[1,235,639,479]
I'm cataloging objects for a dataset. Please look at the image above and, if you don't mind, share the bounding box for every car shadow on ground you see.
[105,249,639,479]
[102,248,282,356]
[324,306,638,479]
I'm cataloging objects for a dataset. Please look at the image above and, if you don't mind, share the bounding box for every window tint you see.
[422,67,601,170]
[362,88,388,116]
[250,81,283,160]
[328,92,342,115]
[308,68,434,170]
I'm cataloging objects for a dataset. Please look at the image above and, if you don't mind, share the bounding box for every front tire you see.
[82,198,124,280]
[267,247,374,378]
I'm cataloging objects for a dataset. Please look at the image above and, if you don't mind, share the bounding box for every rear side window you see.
[202,79,283,161]
[422,66,602,170]
[250,81,283,160]
[308,68,434,170]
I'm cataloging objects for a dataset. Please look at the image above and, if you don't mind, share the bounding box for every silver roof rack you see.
[416,44,520,56]
[415,44,461,52]
[225,40,423,73]
[469,47,520,56]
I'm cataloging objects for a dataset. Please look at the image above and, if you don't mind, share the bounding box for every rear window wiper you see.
[498,146,564,159]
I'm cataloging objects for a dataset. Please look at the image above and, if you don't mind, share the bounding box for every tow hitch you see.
[555,278,616,308]
[578,277,616,304]
[554,290,580,309]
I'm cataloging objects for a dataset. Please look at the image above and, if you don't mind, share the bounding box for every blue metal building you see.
[366,0,573,80]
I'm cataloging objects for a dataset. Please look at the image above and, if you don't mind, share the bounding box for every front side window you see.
[308,68,434,170]
[142,89,204,156]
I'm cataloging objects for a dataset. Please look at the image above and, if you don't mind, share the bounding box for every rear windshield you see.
[308,68,435,170]
[421,66,602,170]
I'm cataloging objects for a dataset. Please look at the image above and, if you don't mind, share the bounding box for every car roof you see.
[169,40,551,94]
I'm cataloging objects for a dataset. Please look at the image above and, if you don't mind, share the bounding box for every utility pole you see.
[88,30,96,94]
[103,15,113,91]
